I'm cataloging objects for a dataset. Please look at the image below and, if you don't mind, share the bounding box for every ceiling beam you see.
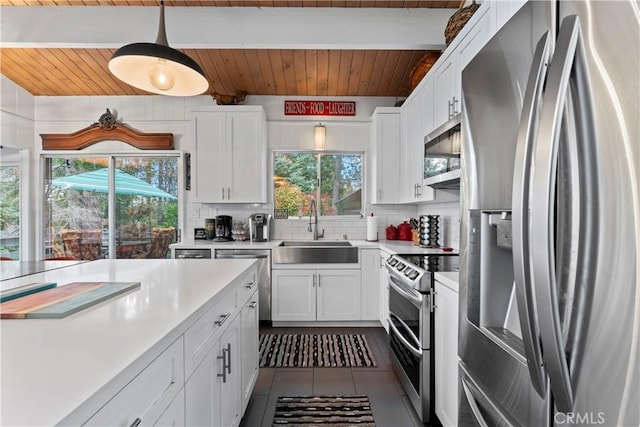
[1,6,455,50]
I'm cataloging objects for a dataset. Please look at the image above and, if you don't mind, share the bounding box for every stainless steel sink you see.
[278,240,352,247]
[273,241,358,264]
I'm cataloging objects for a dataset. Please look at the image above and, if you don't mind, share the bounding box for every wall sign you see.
[284,100,356,116]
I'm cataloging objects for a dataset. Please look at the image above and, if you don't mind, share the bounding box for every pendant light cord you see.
[155,1,169,47]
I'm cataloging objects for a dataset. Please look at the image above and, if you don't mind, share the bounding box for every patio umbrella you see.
[50,168,177,199]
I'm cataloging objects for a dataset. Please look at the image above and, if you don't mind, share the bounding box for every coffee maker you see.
[249,213,272,242]
[213,215,233,241]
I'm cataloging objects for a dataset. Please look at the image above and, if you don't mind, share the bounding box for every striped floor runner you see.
[273,395,376,426]
[259,334,377,368]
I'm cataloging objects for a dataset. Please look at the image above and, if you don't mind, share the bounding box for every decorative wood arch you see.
[41,109,174,150]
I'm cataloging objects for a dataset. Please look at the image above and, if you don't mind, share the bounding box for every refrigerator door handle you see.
[461,380,490,427]
[511,31,551,398]
[459,363,514,427]
[531,15,599,413]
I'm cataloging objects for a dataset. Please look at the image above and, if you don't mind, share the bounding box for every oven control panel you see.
[385,255,428,290]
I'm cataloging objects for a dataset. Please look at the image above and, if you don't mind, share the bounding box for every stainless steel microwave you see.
[423,114,461,189]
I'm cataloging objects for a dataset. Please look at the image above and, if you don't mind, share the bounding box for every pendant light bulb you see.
[149,58,175,91]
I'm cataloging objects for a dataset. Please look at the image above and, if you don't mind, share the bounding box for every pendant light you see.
[108,1,208,96]
[314,124,326,150]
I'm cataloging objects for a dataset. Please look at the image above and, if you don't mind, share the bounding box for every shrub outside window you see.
[274,152,363,217]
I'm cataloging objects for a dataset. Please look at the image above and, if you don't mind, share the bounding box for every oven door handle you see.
[388,276,423,307]
[389,313,422,356]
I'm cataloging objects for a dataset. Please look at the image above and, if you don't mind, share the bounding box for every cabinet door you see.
[457,3,494,71]
[316,269,361,321]
[433,54,460,129]
[227,112,267,202]
[219,315,241,427]
[399,99,413,202]
[185,341,221,427]
[193,112,227,202]
[240,292,259,415]
[360,249,380,321]
[371,110,402,203]
[414,79,435,202]
[272,269,316,321]
[434,281,459,427]
[379,250,391,332]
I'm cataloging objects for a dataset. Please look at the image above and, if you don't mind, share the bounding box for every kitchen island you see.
[0,258,258,426]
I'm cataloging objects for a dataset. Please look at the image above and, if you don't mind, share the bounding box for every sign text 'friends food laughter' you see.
[284,100,356,116]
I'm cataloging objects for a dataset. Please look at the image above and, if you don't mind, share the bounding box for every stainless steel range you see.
[385,254,433,423]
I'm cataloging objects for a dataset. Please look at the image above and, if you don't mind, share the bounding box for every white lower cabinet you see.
[272,268,361,321]
[379,249,392,333]
[240,290,259,414]
[220,316,242,427]
[185,346,220,427]
[76,265,259,427]
[434,275,459,427]
[316,269,362,321]
[360,249,380,321]
[155,388,185,427]
[85,337,185,427]
[185,313,242,427]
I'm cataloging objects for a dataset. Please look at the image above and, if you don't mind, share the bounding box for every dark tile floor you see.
[239,326,430,427]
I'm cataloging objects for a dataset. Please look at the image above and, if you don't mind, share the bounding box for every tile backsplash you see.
[187,200,460,247]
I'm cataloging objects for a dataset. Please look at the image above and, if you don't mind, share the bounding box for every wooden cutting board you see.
[0,281,140,319]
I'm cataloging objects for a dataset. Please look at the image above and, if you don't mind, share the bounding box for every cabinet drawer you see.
[184,288,238,378]
[85,337,184,427]
[237,268,258,305]
[154,388,185,427]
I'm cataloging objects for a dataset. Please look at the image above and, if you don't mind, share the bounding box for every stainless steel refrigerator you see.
[458,1,639,425]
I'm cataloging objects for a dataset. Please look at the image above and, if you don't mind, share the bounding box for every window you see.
[44,154,180,260]
[0,147,21,260]
[274,152,363,217]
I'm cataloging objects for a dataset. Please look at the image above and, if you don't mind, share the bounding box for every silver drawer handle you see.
[129,418,142,427]
[214,312,231,326]
[249,301,257,309]
[245,282,257,289]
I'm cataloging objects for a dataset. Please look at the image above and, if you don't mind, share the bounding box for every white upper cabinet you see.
[191,106,267,203]
[494,0,527,32]
[433,52,460,130]
[371,108,402,204]
[431,1,495,131]
[399,73,436,203]
[456,2,496,72]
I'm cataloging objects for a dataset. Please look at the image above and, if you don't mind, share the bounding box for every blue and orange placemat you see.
[0,281,140,319]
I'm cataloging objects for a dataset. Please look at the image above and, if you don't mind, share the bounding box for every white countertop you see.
[171,239,459,256]
[435,271,460,292]
[0,258,255,426]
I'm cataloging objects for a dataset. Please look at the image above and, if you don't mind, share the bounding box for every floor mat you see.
[259,334,377,368]
[272,395,376,426]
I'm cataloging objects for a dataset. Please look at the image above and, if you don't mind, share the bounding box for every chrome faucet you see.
[308,198,324,240]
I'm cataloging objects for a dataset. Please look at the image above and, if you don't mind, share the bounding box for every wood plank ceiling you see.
[0,1,465,97]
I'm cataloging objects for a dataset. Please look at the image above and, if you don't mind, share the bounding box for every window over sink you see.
[273,151,363,218]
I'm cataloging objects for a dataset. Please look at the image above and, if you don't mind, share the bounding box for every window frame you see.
[272,149,365,219]
[39,150,184,260]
